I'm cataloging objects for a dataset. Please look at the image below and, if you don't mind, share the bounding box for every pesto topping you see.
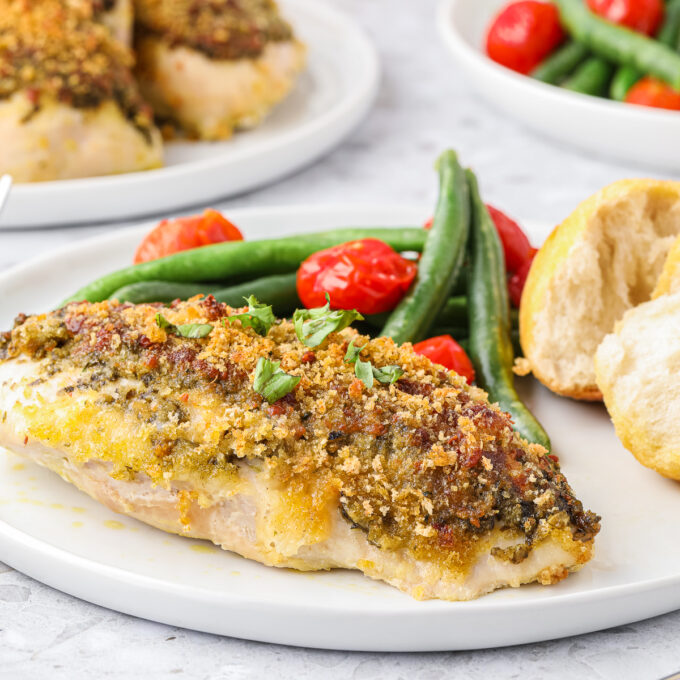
[133,0,294,60]
[0,0,155,139]
[0,296,600,571]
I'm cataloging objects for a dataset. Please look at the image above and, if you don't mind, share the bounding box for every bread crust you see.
[520,179,680,402]
[595,292,680,480]
[652,234,680,299]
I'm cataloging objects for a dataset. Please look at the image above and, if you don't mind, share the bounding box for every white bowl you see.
[438,0,680,171]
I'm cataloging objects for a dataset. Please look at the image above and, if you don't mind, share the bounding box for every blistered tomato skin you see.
[486,205,533,273]
[413,335,476,383]
[296,239,418,315]
[486,1,565,75]
[134,210,244,264]
[625,77,680,110]
[587,0,663,36]
[428,206,532,275]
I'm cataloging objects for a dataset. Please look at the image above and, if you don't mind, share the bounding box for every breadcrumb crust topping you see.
[1,297,600,568]
[0,0,154,136]
[133,0,293,60]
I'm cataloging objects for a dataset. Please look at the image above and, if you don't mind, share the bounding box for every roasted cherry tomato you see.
[508,247,538,308]
[486,204,533,273]
[486,1,565,75]
[625,76,680,110]
[426,205,532,274]
[587,0,663,36]
[134,209,244,264]
[413,335,476,383]
[296,239,418,315]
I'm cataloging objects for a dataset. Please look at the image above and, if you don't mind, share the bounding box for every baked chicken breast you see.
[0,0,162,182]
[0,297,599,600]
[133,0,306,139]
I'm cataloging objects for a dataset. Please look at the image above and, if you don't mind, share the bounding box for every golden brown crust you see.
[1,296,600,573]
[653,234,680,299]
[0,0,154,138]
[133,0,293,60]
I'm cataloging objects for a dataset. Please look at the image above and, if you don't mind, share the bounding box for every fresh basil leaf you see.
[372,364,404,385]
[355,358,374,389]
[155,313,172,330]
[227,296,277,337]
[294,295,364,348]
[345,339,402,387]
[156,314,213,339]
[253,357,300,403]
[260,372,301,404]
[344,340,365,364]
[253,357,280,393]
[175,323,213,339]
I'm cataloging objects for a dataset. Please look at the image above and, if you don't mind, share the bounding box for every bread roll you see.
[595,292,680,480]
[520,180,680,401]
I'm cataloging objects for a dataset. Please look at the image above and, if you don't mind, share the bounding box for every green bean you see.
[381,151,470,344]
[109,272,300,315]
[445,330,522,358]
[562,57,614,95]
[554,0,680,89]
[466,169,550,450]
[610,0,680,100]
[62,227,427,305]
[659,0,680,47]
[610,65,641,100]
[369,296,468,329]
[427,326,469,341]
[435,297,520,327]
[531,41,590,84]
[367,297,520,330]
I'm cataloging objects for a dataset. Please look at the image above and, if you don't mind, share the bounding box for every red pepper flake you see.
[268,403,287,417]
[23,435,28,446]
[144,355,158,369]
[460,448,483,468]
[301,351,316,364]
[548,454,559,464]
[179,393,189,403]
[367,422,387,437]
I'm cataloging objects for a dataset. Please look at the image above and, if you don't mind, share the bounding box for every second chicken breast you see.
[133,0,306,140]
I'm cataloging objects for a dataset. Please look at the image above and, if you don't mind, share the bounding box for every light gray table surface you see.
[1,1,679,678]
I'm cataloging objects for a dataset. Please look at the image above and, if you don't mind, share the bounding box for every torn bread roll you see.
[595,291,680,480]
[520,180,680,401]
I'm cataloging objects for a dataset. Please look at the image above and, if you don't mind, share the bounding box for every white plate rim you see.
[1,0,380,228]
[2,204,680,651]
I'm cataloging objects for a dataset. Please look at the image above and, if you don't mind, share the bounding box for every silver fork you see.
[0,174,13,221]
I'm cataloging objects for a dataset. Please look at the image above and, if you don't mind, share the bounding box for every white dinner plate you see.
[438,0,680,171]
[0,1,379,229]
[1,205,679,652]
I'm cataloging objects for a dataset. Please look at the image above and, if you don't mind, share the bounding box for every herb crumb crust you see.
[0,296,600,572]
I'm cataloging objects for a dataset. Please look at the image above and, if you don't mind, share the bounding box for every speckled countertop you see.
[1,1,679,677]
